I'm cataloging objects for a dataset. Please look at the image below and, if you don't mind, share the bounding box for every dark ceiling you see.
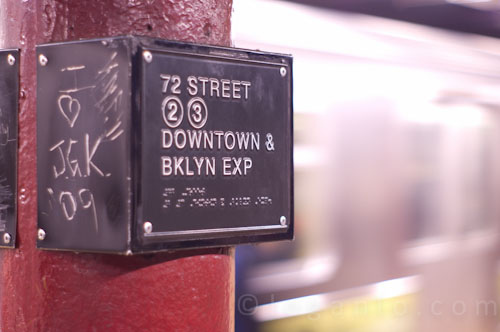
[289,0,500,38]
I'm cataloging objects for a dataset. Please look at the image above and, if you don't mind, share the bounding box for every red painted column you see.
[0,1,234,331]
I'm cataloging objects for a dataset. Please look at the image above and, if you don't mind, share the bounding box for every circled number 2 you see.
[162,95,184,128]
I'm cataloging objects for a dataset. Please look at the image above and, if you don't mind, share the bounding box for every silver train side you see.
[233,1,500,331]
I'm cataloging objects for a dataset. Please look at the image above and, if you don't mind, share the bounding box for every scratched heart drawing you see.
[57,94,81,128]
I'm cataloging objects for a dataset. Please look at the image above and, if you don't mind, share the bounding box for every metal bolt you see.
[39,54,48,66]
[3,233,11,244]
[143,221,153,234]
[280,216,287,226]
[7,54,15,66]
[143,50,153,63]
[280,67,287,77]
[38,228,46,241]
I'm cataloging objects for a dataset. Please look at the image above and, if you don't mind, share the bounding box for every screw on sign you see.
[7,54,15,66]
[38,228,46,241]
[143,50,153,63]
[39,54,48,66]
[143,221,153,234]
[3,233,11,244]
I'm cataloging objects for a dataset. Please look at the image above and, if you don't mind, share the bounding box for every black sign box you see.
[37,36,293,254]
[0,49,18,249]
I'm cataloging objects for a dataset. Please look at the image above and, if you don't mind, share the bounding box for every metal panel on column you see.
[36,39,132,253]
[36,36,293,254]
[138,39,293,252]
[0,49,18,248]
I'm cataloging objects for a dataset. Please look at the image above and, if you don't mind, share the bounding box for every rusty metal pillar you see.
[0,1,234,331]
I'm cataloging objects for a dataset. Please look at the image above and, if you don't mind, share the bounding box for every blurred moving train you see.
[232,1,500,331]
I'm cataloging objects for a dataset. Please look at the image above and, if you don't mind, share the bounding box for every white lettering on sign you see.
[162,156,216,176]
[158,73,275,178]
[185,75,250,100]
[222,157,252,176]
[162,129,260,151]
